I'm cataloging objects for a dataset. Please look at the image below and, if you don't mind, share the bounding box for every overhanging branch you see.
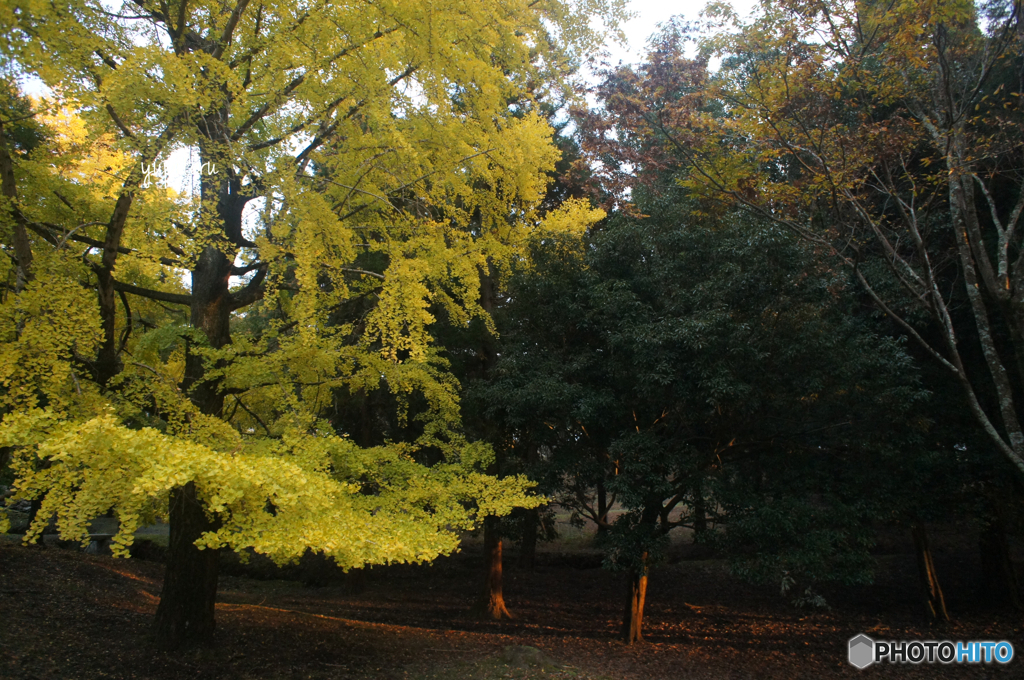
[113,280,192,306]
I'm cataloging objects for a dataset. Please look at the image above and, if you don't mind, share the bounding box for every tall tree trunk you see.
[623,551,649,644]
[518,445,541,569]
[0,123,32,292]
[25,498,44,541]
[154,136,238,647]
[692,478,707,542]
[476,515,512,619]
[153,482,220,649]
[596,479,609,534]
[911,519,950,621]
[472,264,513,618]
[518,507,538,570]
[979,510,1022,610]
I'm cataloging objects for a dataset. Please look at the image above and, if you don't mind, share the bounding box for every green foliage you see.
[481,195,933,588]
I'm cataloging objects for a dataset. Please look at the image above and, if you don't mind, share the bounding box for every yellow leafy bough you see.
[2,410,536,566]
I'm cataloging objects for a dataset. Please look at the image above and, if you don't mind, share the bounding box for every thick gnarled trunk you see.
[154,136,238,648]
[153,482,221,649]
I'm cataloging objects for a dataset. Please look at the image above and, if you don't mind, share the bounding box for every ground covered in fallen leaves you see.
[0,525,1021,679]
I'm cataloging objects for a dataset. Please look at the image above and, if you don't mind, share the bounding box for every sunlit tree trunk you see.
[476,515,512,619]
[623,551,649,643]
[622,503,660,643]
[911,519,949,621]
[473,266,513,619]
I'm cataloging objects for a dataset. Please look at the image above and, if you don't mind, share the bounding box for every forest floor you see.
[0,521,1021,680]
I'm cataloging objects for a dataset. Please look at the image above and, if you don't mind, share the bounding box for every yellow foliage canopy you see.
[0,0,616,565]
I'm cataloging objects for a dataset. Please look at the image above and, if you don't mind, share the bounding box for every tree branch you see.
[113,280,193,305]
[228,262,269,310]
[211,0,251,59]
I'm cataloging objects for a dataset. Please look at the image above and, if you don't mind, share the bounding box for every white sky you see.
[601,0,759,67]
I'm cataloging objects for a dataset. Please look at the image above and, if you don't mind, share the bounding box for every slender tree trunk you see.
[911,519,950,621]
[518,507,538,570]
[472,264,513,619]
[692,479,707,542]
[623,551,649,643]
[518,445,540,569]
[945,135,1024,476]
[0,123,32,292]
[358,388,373,447]
[979,511,1021,610]
[596,479,609,534]
[476,515,512,619]
[153,482,220,649]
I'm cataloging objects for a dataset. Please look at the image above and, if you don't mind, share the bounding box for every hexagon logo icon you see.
[849,634,875,669]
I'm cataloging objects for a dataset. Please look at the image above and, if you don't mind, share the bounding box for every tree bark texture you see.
[622,552,649,644]
[911,519,950,621]
[153,482,220,649]
[476,515,512,620]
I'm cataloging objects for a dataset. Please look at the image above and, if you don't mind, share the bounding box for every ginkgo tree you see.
[0,0,617,649]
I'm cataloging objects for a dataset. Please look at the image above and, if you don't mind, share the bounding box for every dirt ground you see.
[0,524,1021,680]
